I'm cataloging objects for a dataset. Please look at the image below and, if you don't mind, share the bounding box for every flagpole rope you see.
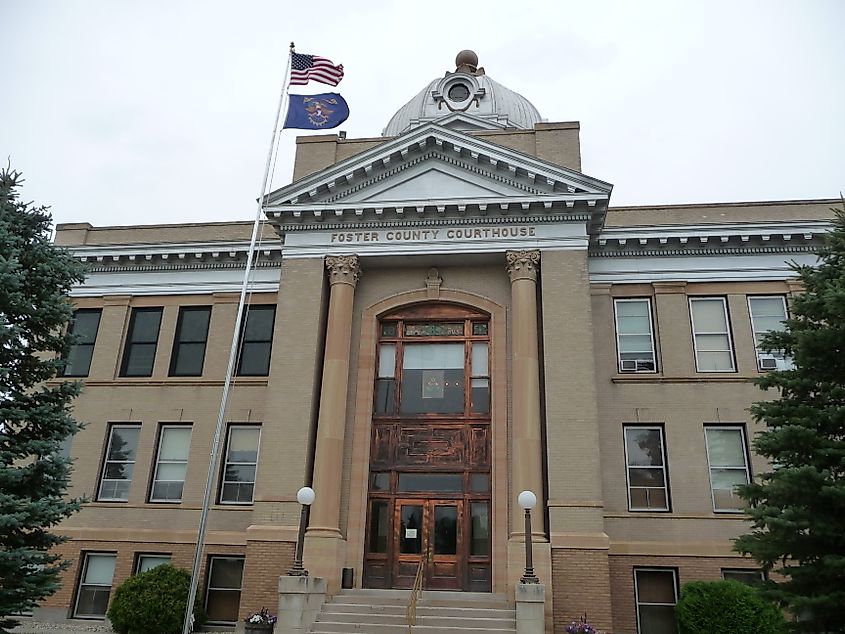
[180,43,294,634]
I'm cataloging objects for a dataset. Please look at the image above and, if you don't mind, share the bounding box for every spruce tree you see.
[0,167,86,631]
[735,200,845,633]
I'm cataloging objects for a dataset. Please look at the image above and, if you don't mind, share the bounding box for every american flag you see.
[290,53,344,86]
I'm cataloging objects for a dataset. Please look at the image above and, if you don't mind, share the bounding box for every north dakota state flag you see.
[283,93,349,130]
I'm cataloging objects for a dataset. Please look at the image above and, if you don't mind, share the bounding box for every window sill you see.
[47,377,269,387]
[612,374,755,384]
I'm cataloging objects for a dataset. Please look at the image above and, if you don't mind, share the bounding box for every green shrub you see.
[107,564,206,634]
[676,580,786,634]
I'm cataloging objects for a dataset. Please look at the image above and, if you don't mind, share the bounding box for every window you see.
[704,426,750,512]
[689,297,735,372]
[236,305,276,376]
[136,554,172,574]
[98,425,141,501]
[62,308,101,377]
[205,556,244,625]
[120,307,163,377]
[220,425,260,504]
[748,296,790,371]
[634,568,678,634]
[722,569,764,585]
[74,553,116,618]
[169,306,211,376]
[614,299,656,372]
[624,426,670,511]
[150,425,192,502]
[471,342,490,413]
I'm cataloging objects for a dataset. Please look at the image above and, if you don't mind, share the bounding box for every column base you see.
[516,582,546,634]
[303,532,346,594]
[277,575,326,634]
[508,538,552,632]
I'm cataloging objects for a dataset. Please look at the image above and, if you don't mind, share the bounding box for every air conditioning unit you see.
[758,354,795,371]
[758,355,779,371]
[620,359,655,372]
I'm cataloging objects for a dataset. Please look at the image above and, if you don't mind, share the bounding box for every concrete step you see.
[311,625,515,634]
[324,603,513,619]
[316,611,515,627]
[311,589,516,634]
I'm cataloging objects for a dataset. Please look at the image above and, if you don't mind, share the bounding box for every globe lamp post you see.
[518,490,539,584]
[287,486,315,576]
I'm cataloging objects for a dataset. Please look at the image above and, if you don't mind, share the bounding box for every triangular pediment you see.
[265,122,612,208]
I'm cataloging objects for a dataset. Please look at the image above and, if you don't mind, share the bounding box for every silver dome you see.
[383,55,542,137]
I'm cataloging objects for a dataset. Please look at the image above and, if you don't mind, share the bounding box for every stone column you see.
[304,255,360,590]
[506,250,546,537]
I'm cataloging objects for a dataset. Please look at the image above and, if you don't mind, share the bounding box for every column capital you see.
[325,255,361,288]
[506,250,540,283]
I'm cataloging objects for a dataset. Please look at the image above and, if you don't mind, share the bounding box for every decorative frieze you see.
[506,249,541,283]
[325,254,361,287]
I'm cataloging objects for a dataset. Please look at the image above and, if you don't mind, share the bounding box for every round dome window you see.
[448,83,470,102]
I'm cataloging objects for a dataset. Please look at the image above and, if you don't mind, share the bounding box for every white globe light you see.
[518,490,537,510]
[297,486,316,506]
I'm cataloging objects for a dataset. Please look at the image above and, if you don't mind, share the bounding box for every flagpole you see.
[181,42,294,634]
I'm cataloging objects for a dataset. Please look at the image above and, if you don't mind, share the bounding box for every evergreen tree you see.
[735,200,845,633]
[0,167,86,631]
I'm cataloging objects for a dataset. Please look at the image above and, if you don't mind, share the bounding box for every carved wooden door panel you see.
[391,499,463,590]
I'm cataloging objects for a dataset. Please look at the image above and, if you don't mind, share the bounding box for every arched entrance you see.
[362,303,492,591]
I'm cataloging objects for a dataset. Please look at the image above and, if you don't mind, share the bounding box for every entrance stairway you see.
[310,588,517,633]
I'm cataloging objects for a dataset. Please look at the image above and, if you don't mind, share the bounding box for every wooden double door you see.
[394,499,463,590]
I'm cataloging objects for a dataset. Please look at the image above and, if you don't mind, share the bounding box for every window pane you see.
[132,309,163,342]
[691,299,727,331]
[370,472,389,491]
[378,344,396,378]
[224,464,256,483]
[706,429,745,466]
[227,428,259,462]
[107,427,140,464]
[243,306,274,341]
[625,429,664,467]
[179,308,211,342]
[209,558,244,589]
[123,342,157,376]
[403,343,464,369]
[639,605,678,634]
[749,297,786,320]
[381,322,397,337]
[152,481,184,501]
[72,310,102,343]
[159,427,191,460]
[206,590,240,623]
[470,502,489,556]
[172,342,206,376]
[138,556,171,573]
[433,506,457,555]
[471,343,488,376]
[617,314,651,335]
[628,468,665,488]
[238,342,271,375]
[472,322,488,336]
[368,501,389,553]
[84,554,116,585]
[105,462,135,480]
[636,570,676,603]
[710,468,748,489]
[697,351,733,372]
[616,300,649,318]
[471,378,490,414]
[723,569,763,585]
[405,322,463,337]
[375,379,397,413]
[399,505,423,554]
[398,473,462,492]
[696,333,731,352]
[470,473,489,492]
[64,345,95,377]
[156,462,187,481]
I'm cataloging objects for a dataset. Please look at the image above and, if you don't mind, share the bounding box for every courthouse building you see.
[42,51,835,633]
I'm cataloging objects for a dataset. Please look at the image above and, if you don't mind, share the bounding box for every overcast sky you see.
[2,0,843,229]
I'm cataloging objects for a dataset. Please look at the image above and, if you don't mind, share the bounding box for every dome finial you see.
[455,50,484,75]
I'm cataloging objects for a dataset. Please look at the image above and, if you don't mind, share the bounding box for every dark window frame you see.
[169,306,212,377]
[62,308,102,377]
[623,424,672,512]
[204,555,245,625]
[634,567,679,634]
[218,424,261,505]
[133,552,173,575]
[235,305,276,377]
[119,307,163,377]
[96,423,142,502]
[72,551,117,619]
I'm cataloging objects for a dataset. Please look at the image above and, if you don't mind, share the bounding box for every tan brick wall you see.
[552,548,613,634]
[608,554,760,634]
[240,540,295,618]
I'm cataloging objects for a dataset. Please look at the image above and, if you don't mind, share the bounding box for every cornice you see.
[68,241,283,271]
[592,220,830,257]
[275,211,592,233]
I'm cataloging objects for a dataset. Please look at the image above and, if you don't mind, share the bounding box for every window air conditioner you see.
[758,355,779,371]
[620,359,655,372]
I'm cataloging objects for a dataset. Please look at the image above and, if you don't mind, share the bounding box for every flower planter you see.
[244,624,274,634]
